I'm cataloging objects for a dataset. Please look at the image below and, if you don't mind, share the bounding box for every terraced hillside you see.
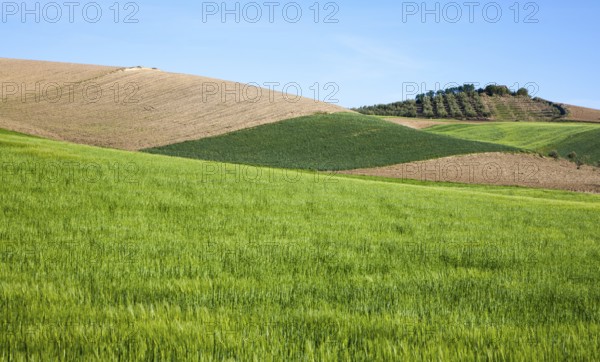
[482,95,564,122]
[0,58,346,150]
[2,128,600,360]
[145,113,516,170]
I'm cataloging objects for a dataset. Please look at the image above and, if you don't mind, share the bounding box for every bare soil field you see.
[0,58,347,150]
[342,153,600,193]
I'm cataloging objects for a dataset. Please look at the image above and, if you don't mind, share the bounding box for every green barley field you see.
[1,129,600,360]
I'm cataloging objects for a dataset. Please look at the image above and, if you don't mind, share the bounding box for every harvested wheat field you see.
[0,58,347,150]
[343,152,600,193]
[564,104,600,122]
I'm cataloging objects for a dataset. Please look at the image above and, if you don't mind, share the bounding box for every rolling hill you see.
[144,113,517,170]
[563,104,600,122]
[426,122,600,165]
[354,84,599,123]
[2,127,599,360]
[552,128,600,165]
[0,58,346,150]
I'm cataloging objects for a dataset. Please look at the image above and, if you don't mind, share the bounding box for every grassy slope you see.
[427,122,600,163]
[1,130,600,360]
[144,113,517,170]
[553,128,600,165]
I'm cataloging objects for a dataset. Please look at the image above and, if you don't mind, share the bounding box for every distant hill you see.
[562,104,600,122]
[354,84,599,123]
[0,58,346,150]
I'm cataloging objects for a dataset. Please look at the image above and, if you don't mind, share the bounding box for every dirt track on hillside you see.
[386,118,489,129]
[342,153,600,193]
[0,58,347,150]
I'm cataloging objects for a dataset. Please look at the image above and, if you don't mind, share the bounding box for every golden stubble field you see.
[0,58,347,150]
[564,104,600,122]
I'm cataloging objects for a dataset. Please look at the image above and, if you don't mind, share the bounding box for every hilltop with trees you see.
[354,84,569,121]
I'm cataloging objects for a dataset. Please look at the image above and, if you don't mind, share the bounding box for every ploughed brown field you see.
[0,58,346,150]
[342,152,600,194]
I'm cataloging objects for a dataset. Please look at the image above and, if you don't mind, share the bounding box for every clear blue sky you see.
[2,0,599,108]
